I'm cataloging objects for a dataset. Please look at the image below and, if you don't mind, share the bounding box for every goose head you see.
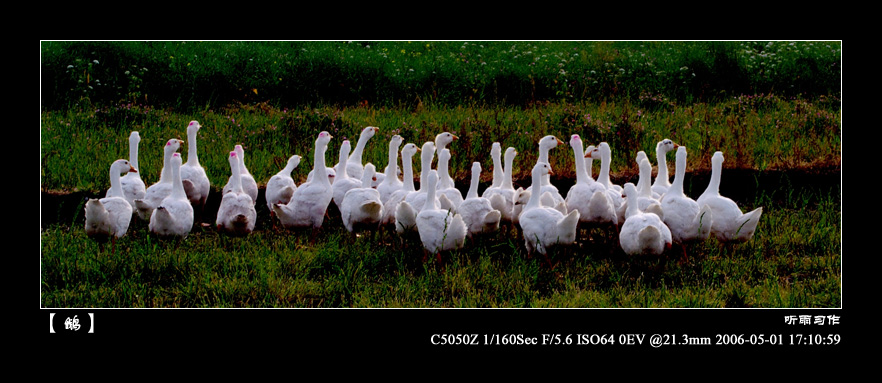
[187,120,200,137]
[362,163,377,187]
[622,182,637,200]
[657,138,679,154]
[539,135,564,152]
[112,159,137,175]
[287,155,302,170]
[491,142,501,158]
[504,147,517,161]
[317,131,333,146]
[402,143,419,158]
[435,132,458,150]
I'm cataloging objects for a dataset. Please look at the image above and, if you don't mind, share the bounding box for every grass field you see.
[40,41,841,309]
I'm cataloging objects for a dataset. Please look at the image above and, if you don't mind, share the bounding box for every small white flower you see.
[93,60,99,64]
[67,65,74,69]
[125,71,130,75]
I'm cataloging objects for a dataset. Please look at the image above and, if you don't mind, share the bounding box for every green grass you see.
[40,185,840,308]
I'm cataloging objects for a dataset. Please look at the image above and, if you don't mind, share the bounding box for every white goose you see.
[636,151,661,200]
[149,153,194,238]
[565,135,616,226]
[86,159,137,241]
[216,150,257,236]
[586,142,626,224]
[388,143,419,230]
[526,135,566,208]
[134,138,183,220]
[110,131,146,211]
[404,141,436,212]
[337,126,379,182]
[376,135,404,205]
[265,155,301,215]
[179,121,211,214]
[341,163,384,233]
[436,148,463,210]
[661,146,713,244]
[457,162,502,237]
[696,151,763,243]
[416,170,467,255]
[223,145,258,205]
[434,132,458,189]
[631,158,665,220]
[485,146,519,224]
[619,183,672,256]
[273,131,334,229]
[331,140,363,212]
[519,162,581,256]
[651,138,679,197]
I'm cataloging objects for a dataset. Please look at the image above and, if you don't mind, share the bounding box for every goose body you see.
[216,150,257,235]
[134,138,183,220]
[110,131,146,211]
[148,153,194,238]
[696,151,763,243]
[223,145,258,205]
[265,155,301,214]
[416,170,467,253]
[273,132,334,229]
[519,163,580,255]
[179,121,211,212]
[619,183,672,255]
[341,163,384,232]
[457,162,501,237]
[661,146,713,243]
[86,159,138,240]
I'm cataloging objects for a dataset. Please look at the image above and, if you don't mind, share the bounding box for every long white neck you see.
[526,167,544,210]
[539,144,553,186]
[187,129,200,167]
[402,151,415,192]
[490,148,502,188]
[129,133,140,171]
[386,140,401,181]
[418,146,433,192]
[160,145,174,183]
[707,154,722,196]
[280,160,296,177]
[638,160,652,198]
[502,150,515,190]
[361,166,374,188]
[422,172,439,213]
[624,187,640,217]
[668,150,686,198]
[171,158,186,200]
[108,163,124,198]
[656,144,670,186]
[466,164,480,199]
[438,151,452,187]
[350,131,370,165]
[572,139,588,185]
[231,157,243,193]
[337,143,351,180]
[598,147,611,186]
[314,140,330,187]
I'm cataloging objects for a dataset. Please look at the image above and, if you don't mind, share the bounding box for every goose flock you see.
[85,121,764,261]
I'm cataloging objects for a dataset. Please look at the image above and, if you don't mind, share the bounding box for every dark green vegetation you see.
[40,41,841,308]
